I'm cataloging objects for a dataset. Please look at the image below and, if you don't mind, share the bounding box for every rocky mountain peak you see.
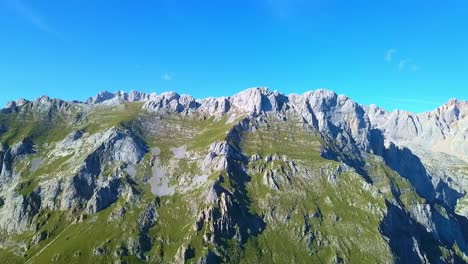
[230,87,288,114]
[431,97,467,123]
[86,91,116,104]
[3,99,30,113]
[85,90,159,105]
[303,88,338,101]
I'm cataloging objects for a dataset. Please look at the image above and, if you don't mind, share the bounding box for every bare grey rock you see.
[86,90,158,105]
[367,99,468,161]
[143,92,198,114]
[149,162,175,196]
[171,146,187,159]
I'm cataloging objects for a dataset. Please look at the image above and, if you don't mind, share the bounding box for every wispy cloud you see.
[161,72,174,81]
[3,0,55,34]
[398,59,411,71]
[385,48,420,72]
[385,49,397,62]
[398,58,419,72]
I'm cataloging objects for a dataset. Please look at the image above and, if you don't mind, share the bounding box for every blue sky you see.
[0,0,467,113]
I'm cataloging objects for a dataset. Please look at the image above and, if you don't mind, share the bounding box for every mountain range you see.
[0,87,467,263]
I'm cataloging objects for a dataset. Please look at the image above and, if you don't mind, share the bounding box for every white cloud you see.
[398,58,420,72]
[4,0,55,33]
[386,48,420,72]
[385,49,397,62]
[398,59,411,71]
[161,72,174,81]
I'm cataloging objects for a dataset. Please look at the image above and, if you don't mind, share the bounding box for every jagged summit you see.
[3,87,466,160]
[79,88,466,159]
[5,87,465,118]
[85,90,160,104]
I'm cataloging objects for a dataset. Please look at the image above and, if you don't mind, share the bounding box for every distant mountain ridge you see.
[5,87,465,114]
[5,87,467,160]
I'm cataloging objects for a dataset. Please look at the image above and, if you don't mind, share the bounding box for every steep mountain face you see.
[0,87,467,264]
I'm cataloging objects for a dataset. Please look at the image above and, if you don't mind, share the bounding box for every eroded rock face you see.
[86,90,158,105]
[143,92,199,114]
[367,99,468,160]
[198,97,231,116]
[0,128,149,234]
[202,142,231,172]
[0,192,40,233]
[195,174,265,247]
[59,129,148,212]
